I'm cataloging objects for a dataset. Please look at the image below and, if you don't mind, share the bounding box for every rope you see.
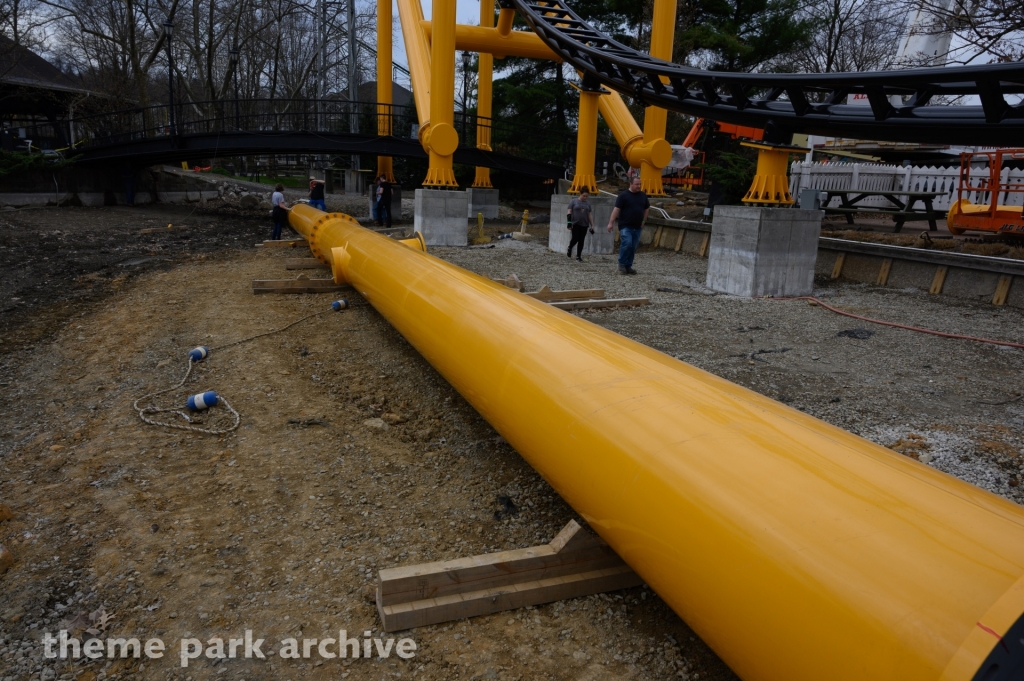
[133,310,330,435]
[773,296,1024,350]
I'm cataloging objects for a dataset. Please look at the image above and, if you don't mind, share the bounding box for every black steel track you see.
[512,0,1024,145]
[73,131,563,178]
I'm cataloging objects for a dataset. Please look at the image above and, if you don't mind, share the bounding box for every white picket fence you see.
[789,161,1024,211]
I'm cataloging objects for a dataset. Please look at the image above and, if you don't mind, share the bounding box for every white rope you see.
[133,310,329,436]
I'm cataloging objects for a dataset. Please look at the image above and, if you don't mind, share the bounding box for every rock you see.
[0,544,14,575]
[676,201,685,206]
[363,418,389,431]
[239,195,260,209]
[382,412,407,425]
[40,667,56,680]
[259,201,273,211]
[0,503,12,522]
[157,359,171,368]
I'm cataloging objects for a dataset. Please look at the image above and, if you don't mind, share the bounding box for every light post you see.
[461,51,472,143]
[229,47,240,130]
[164,20,176,136]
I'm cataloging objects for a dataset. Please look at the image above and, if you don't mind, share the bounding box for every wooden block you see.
[993,275,1013,306]
[251,278,350,294]
[525,285,606,302]
[376,520,642,632]
[492,274,524,291]
[259,239,306,248]
[929,266,948,295]
[549,297,649,311]
[652,226,664,249]
[830,253,846,280]
[285,258,328,270]
[876,258,893,286]
[699,233,711,258]
[674,230,685,252]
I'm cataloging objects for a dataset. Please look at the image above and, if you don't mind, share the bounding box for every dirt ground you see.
[2,204,1023,681]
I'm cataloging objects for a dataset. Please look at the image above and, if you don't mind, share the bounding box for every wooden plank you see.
[251,278,350,294]
[285,258,328,270]
[699,233,711,258]
[376,520,643,632]
[674,229,685,252]
[830,253,846,280]
[876,258,893,286]
[525,285,606,302]
[549,297,649,311]
[492,274,524,291]
[378,565,642,631]
[140,224,183,235]
[257,238,306,248]
[992,275,1013,306]
[652,226,664,249]
[929,266,948,295]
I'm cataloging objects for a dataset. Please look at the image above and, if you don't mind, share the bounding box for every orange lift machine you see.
[947,148,1024,235]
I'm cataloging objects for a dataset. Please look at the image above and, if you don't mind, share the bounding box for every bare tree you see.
[909,0,1023,64]
[789,0,906,73]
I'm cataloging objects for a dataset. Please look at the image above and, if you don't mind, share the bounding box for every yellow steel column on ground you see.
[422,0,459,187]
[472,1,495,188]
[290,201,1024,681]
[638,0,676,196]
[375,0,395,182]
[568,83,603,194]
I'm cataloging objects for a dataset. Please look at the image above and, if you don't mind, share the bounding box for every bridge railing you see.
[72,99,574,168]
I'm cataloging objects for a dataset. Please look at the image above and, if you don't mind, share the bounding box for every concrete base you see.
[368,187,403,219]
[706,206,822,297]
[548,195,616,255]
[344,170,363,195]
[414,189,469,247]
[466,188,499,219]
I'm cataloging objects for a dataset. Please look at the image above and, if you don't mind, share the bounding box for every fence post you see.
[851,164,860,191]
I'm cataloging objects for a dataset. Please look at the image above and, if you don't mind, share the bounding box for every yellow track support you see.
[290,202,1024,681]
[741,141,804,206]
[638,0,676,197]
[568,83,603,194]
[375,0,395,183]
[472,1,495,189]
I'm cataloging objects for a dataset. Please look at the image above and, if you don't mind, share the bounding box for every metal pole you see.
[164,20,176,136]
[230,48,240,130]
[347,0,359,181]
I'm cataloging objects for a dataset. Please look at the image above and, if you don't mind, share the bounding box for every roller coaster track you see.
[511,0,1024,146]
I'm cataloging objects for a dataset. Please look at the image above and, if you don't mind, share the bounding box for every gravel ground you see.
[1,213,1022,681]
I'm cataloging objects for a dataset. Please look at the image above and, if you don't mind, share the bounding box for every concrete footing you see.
[706,206,822,297]
[547,195,616,255]
[414,189,469,247]
[466,188,499,219]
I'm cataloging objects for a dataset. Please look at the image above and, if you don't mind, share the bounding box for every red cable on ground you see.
[773,296,1024,350]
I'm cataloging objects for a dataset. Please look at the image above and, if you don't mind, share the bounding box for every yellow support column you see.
[568,79,605,194]
[422,0,459,187]
[376,0,396,182]
[639,0,677,196]
[741,141,806,206]
[472,0,495,188]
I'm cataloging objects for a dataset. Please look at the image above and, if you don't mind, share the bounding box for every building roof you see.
[0,36,88,96]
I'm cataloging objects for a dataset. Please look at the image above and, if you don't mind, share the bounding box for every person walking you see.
[271,183,291,241]
[308,175,326,211]
[606,176,649,274]
[565,190,595,261]
[378,176,393,228]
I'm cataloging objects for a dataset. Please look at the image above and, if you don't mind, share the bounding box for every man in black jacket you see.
[606,176,650,274]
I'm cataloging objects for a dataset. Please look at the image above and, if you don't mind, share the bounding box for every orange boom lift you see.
[947,148,1024,235]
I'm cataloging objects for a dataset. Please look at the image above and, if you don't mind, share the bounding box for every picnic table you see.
[821,189,944,232]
